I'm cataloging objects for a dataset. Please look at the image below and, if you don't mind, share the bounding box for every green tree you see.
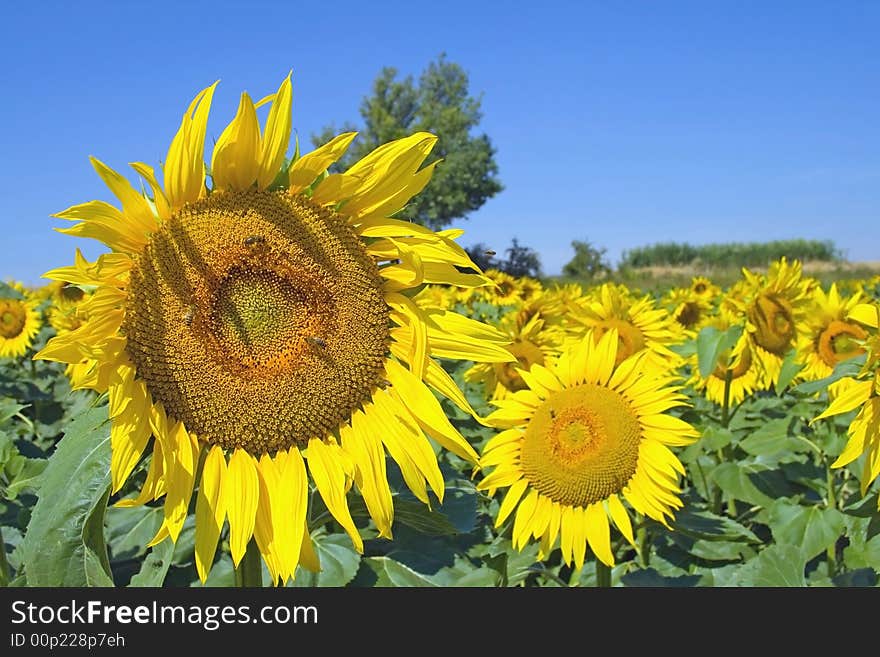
[312,54,503,230]
[464,238,542,278]
[562,239,612,280]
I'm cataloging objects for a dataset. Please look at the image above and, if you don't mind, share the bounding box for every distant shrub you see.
[620,239,842,269]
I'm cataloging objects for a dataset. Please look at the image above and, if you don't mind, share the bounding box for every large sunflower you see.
[726,258,813,388]
[478,329,698,568]
[36,75,513,584]
[0,282,41,358]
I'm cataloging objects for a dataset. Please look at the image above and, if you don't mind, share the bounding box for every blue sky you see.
[1,0,877,284]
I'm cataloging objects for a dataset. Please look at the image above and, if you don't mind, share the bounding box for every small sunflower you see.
[478,329,698,568]
[726,258,813,388]
[0,282,41,358]
[662,285,715,332]
[812,302,880,507]
[567,283,686,371]
[36,280,90,333]
[796,283,867,382]
[465,311,563,401]
[36,75,513,584]
[479,269,522,307]
[690,275,720,300]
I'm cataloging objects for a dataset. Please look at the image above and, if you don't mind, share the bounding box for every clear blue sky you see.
[1,1,877,284]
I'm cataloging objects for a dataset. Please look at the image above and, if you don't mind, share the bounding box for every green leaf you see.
[671,509,760,543]
[106,506,163,561]
[292,533,361,587]
[700,426,733,451]
[832,568,877,587]
[689,540,755,562]
[128,539,174,587]
[767,500,846,560]
[696,325,743,379]
[792,355,865,395]
[710,462,776,507]
[0,281,25,300]
[843,532,880,571]
[739,418,803,458]
[359,557,439,587]
[1,455,48,500]
[21,405,114,586]
[0,400,27,426]
[621,567,701,587]
[731,544,807,586]
[775,349,803,395]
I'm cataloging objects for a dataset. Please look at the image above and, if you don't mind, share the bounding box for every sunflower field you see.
[2,77,880,589]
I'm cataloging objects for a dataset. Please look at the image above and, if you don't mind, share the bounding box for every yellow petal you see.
[211,92,261,191]
[257,73,293,189]
[109,381,152,493]
[849,303,880,328]
[371,391,444,503]
[114,440,165,508]
[289,132,358,193]
[495,478,528,528]
[195,446,227,583]
[164,81,217,208]
[162,423,199,542]
[89,157,157,235]
[606,494,635,546]
[341,410,394,539]
[307,438,363,552]
[584,502,614,566]
[226,448,260,565]
[276,447,308,581]
[298,522,321,573]
[130,162,171,220]
[812,379,873,423]
[384,359,479,463]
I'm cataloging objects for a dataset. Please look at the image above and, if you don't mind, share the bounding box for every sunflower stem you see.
[719,368,736,516]
[637,523,650,568]
[721,368,733,428]
[595,560,612,588]
[234,539,262,588]
[825,464,839,575]
[0,526,10,587]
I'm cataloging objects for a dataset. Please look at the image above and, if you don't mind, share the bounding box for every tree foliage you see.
[312,54,503,230]
[562,239,612,280]
[621,239,842,269]
[465,238,542,279]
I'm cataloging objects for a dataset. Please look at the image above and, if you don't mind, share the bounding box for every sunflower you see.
[811,302,880,507]
[690,275,720,300]
[796,283,867,382]
[662,285,715,332]
[414,283,459,310]
[480,269,522,307]
[36,279,90,333]
[477,329,698,568]
[36,75,514,584]
[0,282,41,358]
[465,311,564,401]
[567,283,686,371]
[726,258,813,388]
[688,310,759,407]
